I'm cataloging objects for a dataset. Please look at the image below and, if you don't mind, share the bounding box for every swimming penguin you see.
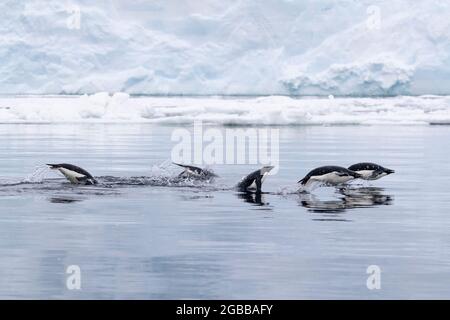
[348,162,395,180]
[236,166,274,193]
[298,166,361,187]
[47,163,98,185]
[173,163,218,180]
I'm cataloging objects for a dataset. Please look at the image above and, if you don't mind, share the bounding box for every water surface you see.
[0,123,449,299]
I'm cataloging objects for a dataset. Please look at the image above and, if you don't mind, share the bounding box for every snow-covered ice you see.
[1,93,450,125]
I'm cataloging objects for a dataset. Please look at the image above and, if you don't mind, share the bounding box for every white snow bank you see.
[1,93,450,125]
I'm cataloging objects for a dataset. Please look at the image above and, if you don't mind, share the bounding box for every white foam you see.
[1,93,450,125]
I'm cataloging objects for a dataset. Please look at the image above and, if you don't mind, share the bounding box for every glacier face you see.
[1,0,450,95]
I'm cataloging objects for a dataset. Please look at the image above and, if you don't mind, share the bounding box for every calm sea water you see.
[0,123,449,299]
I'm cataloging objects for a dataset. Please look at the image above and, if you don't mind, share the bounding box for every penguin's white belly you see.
[247,173,268,190]
[355,170,375,180]
[310,172,353,185]
[369,172,387,180]
[261,173,269,183]
[58,168,86,184]
[374,172,387,180]
[356,170,387,180]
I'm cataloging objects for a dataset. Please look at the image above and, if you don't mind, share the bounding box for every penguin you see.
[298,165,361,187]
[236,166,274,193]
[47,163,98,185]
[173,163,218,180]
[348,162,395,180]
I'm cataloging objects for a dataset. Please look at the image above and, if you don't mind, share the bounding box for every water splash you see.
[23,165,52,183]
[150,159,175,177]
[275,185,300,195]
[297,180,324,193]
[97,175,216,189]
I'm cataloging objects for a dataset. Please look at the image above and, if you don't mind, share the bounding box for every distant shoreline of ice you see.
[1,93,450,126]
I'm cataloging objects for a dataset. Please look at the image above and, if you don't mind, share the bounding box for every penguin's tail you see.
[298,177,309,185]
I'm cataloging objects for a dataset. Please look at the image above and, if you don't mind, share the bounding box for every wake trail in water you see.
[1,163,390,209]
[0,162,226,198]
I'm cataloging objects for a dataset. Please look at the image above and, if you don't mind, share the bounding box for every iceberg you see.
[1,0,450,96]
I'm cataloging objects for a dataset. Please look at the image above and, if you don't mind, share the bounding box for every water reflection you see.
[48,196,84,204]
[2,123,450,299]
[338,186,393,207]
[237,192,270,206]
[299,186,393,220]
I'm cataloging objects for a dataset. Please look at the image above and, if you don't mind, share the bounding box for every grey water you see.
[0,123,449,299]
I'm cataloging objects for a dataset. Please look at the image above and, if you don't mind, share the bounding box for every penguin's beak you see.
[385,168,395,175]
